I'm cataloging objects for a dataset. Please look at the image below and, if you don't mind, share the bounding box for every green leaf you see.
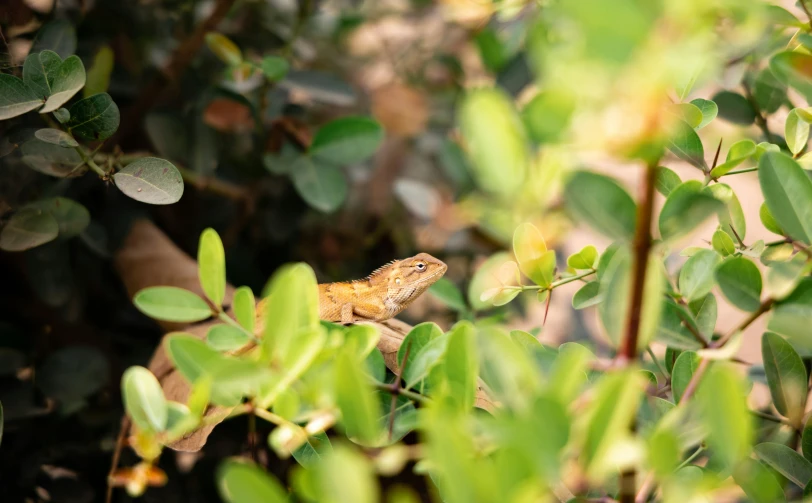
[207,324,251,352]
[259,56,289,81]
[710,139,756,179]
[706,182,746,241]
[672,102,702,129]
[513,223,555,286]
[760,203,784,236]
[712,90,756,125]
[771,51,812,102]
[655,299,703,350]
[467,252,514,310]
[755,442,812,488]
[767,254,809,301]
[261,262,320,354]
[404,333,450,388]
[428,278,467,312]
[759,152,812,244]
[567,245,598,270]
[803,416,812,462]
[23,197,89,238]
[217,459,289,503]
[0,208,58,251]
[754,67,787,114]
[311,444,379,503]
[113,157,184,205]
[458,87,529,198]
[715,257,763,312]
[67,92,120,141]
[733,457,786,503]
[678,249,721,302]
[20,137,84,178]
[23,51,86,113]
[289,155,348,213]
[31,19,76,58]
[436,322,478,411]
[521,89,574,144]
[255,327,325,409]
[398,322,443,368]
[291,432,333,468]
[0,74,43,120]
[133,286,212,322]
[659,181,722,241]
[712,229,736,256]
[671,351,700,403]
[655,166,681,197]
[53,108,70,123]
[34,128,78,147]
[769,278,812,357]
[689,98,717,129]
[121,366,167,432]
[582,370,644,479]
[310,116,384,165]
[84,45,114,97]
[564,171,637,240]
[232,286,255,333]
[667,120,706,170]
[205,33,243,66]
[690,293,717,338]
[762,332,807,424]
[198,228,226,308]
[334,350,381,444]
[787,109,811,155]
[698,363,753,469]
[572,281,602,309]
[477,327,541,409]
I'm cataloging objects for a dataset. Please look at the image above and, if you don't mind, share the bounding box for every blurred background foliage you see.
[1,0,812,501]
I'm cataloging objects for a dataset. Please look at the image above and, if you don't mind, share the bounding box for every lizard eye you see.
[416,262,426,271]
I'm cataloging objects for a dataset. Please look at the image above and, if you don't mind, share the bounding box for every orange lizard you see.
[256,252,448,326]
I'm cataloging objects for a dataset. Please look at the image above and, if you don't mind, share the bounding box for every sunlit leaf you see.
[232,286,255,333]
[759,152,812,245]
[217,459,288,503]
[133,287,212,322]
[786,109,810,155]
[122,366,168,433]
[762,332,807,424]
[564,171,637,240]
[198,228,226,308]
[689,98,717,129]
[205,33,243,66]
[334,351,381,445]
[698,363,753,470]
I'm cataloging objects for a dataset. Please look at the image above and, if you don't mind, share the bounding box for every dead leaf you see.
[203,98,254,133]
[371,83,429,138]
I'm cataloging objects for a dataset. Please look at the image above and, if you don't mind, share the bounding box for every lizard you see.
[256,252,448,327]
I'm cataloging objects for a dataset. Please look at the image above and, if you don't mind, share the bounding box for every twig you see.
[751,409,794,427]
[618,163,658,362]
[713,298,774,348]
[645,346,670,380]
[106,416,131,503]
[373,382,429,405]
[742,79,775,143]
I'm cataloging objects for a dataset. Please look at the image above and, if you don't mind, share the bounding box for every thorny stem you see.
[518,269,596,291]
[619,163,658,363]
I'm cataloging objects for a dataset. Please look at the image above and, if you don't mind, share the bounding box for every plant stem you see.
[619,163,658,362]
[713,298,775,348]
[253,407,286,425]
[675,445,705,471]
[750,409,794,427]
[646,346,670,380]
[720,166,758,177]
[218,311,260,343]
[75,146,107,177]
[373,381,430,405]
[519,269,596,291]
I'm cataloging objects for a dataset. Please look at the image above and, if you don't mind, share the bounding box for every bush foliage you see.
[4,0,812,502]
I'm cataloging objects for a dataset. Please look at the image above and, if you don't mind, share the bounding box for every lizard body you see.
[257,253,447,326]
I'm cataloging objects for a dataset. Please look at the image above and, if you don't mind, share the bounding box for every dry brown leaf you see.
[203,98,255,133]
[371,82,429,138]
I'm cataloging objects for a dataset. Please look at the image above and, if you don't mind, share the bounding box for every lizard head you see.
[372,252,447,304]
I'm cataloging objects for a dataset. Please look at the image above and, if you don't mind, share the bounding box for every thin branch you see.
[106,417,131,503]
[645,346,670,381]
[742,79,775,143]
[619,163,658,362]
[373,382,430,405]
[714,298,775,348]
[751,409,794,427]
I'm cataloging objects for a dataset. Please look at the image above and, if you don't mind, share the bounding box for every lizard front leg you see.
[340,303,355,324]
